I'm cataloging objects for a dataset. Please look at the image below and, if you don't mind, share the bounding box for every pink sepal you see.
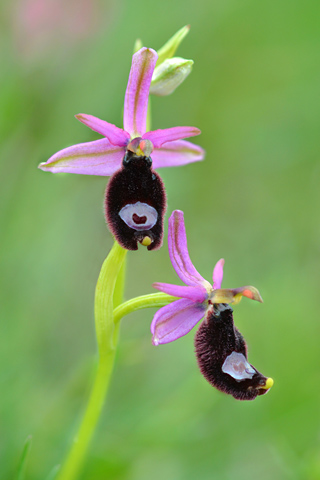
[38,138,124,175]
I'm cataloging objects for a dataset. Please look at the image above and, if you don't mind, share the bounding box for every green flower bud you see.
[150,57,193,96]
[156,25,190,66]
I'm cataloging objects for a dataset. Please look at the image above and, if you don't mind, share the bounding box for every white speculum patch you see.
[222,352,255,381]
[119,202,158,231]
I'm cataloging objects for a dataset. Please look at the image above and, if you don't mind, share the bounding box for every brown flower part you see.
[195,304,273,401]
[105,151,166,250]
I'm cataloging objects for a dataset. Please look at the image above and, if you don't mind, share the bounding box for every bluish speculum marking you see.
[119,201,158,231]
[222,351,255,381]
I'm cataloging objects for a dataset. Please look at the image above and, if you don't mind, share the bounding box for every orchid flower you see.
[39,48,203,175]
[152,210,273,400]
[39,48,204,250]
[151,210,263,344]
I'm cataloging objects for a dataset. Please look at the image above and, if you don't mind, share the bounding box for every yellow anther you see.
[141,236,152,247]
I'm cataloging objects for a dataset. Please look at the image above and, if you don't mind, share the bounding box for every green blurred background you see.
[1,0,320,479]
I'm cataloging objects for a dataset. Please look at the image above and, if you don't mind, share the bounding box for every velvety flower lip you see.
[151,210,263,345]
[39,48,205,175]
[195,303,273,400]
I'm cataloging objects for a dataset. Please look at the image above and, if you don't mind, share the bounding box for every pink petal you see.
[143,126,201,149]
[212,258,224,289]
[123,48,158,137]
[168,210,211,289]
[38,139,124,175]
[151,140,205,169]
[153,282,207,303]
[151,298,206,345]
[76,114,130,146]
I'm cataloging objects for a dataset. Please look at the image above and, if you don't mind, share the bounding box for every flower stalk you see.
[56,242,127,480]
[56,244,177,480]
[113,292,177,324]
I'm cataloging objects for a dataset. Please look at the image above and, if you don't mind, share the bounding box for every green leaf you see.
[15,435,32,480]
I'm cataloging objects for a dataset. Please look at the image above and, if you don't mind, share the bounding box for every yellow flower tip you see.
[250,287,263,303]
[261,377,274,390]
[141,236,152,247]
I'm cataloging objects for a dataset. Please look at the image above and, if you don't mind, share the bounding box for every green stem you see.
[56,247,176,480]
[113,256,126,309]
[113,292,177,324]
[56,242,127,480]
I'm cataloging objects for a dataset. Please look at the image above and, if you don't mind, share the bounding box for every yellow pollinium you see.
[261,377,274,390]
[141,236,152,247]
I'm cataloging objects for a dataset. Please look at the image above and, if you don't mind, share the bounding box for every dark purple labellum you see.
[105,151,166,251]
[195,304,271,400]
